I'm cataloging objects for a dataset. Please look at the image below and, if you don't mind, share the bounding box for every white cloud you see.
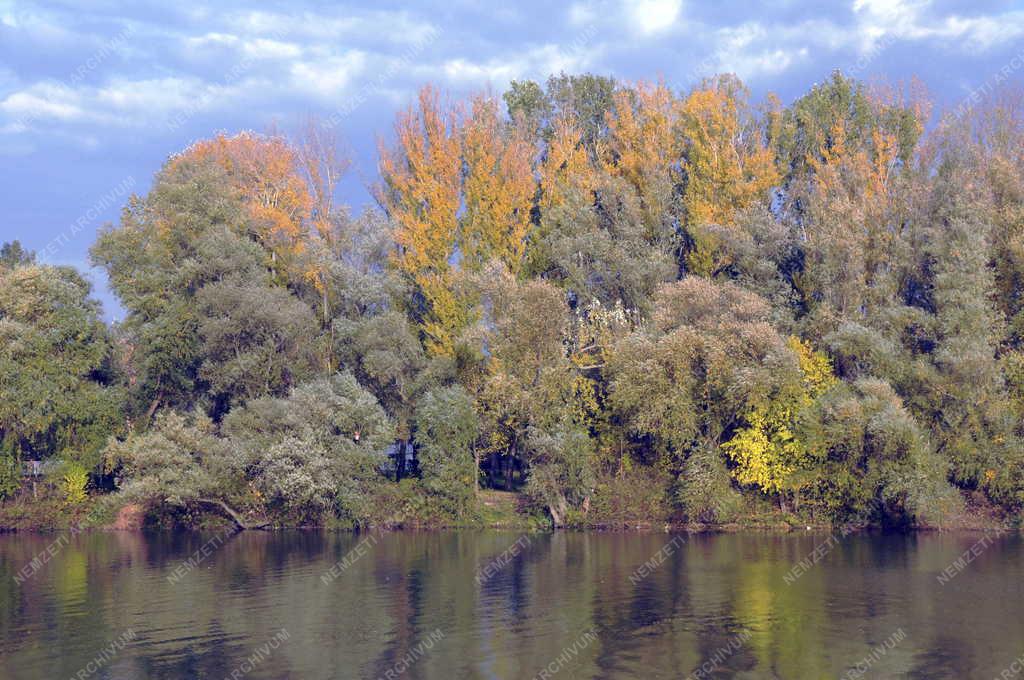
[185,31,238,49]
[626,0,682,35]
[0,83,88,122]
[422,36,601,90]
[290,51,368,99]
[721,47,809,78]
[852,0,1024,51]
[183,32,302,61]
[938,13,1024,50]
[96,77,209,115]
[708,21,813,79]
[569,1,597,26]
[442,57,520,84]
[244,38,302,60]
[228,9,437,46]
[0,75,263,132]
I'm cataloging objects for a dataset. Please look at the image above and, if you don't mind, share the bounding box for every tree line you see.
[2,71,1023,529]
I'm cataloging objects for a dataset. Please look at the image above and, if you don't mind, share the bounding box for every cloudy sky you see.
[2,0,1023,316]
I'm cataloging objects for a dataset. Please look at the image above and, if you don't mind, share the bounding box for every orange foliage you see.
[378,85,465,356]
[678,86,779,228]
[539,116,595,212]
[603,81,677,234]
[173,132,312,261]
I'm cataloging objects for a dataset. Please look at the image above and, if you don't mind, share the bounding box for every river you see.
[1,530,1021,679]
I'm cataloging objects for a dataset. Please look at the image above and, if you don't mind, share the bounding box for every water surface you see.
[1,530,1021,679]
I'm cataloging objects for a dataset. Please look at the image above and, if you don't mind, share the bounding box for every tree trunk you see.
[143,395,161,428]
[197,498,271,530]
[488,453,498,489]
[396,440,407,482]
[473,443,479,496]
[504,456,514,491]
[548,494,568,528]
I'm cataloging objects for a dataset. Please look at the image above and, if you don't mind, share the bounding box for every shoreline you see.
[2,517,1016,535]
[2,489,1015,535]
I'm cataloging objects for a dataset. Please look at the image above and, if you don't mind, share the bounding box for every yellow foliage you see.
[61,462,89,506]
[462,94,536,274]
[722,337,835,494]
[787,336,837,396]
[379,86,465,356]
[567,373,600,430]
[677,83,780,275]
[172,132,313,264]
[722,406,799,493]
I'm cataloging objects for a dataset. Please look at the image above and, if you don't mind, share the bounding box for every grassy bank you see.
[2,483,1015,534]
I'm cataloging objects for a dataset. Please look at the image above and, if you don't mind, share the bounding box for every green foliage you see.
[0,256,122,470]
[225,372,394,522]
[676,443,744,523]
[414,385,478,518]
[527,173,674,312]
[0,455,19,501]
[109,373,394,526]
[90,156,322,421]
[797,379,955,524]
[608,278,805,519]
[522,424,595,527]
[0,240,34,268]
[504,72,617,152]
[13,73,1024,529]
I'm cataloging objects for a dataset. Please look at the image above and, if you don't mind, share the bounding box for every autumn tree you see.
[170,132,313,274]
[608,278,800,521]
[721,336,835,505]
[461,93,536,274]
[379,85,465,356]
[603,81,679,241]
[676,75,779,276]
[537,115,596,215]
[545,73,617,158]
[92,148,323,423]
[788,76,926,321]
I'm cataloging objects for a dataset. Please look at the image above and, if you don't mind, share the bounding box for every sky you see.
[2,0,1024,318]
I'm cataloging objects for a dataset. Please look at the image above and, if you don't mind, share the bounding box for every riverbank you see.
[1,487,1016,534]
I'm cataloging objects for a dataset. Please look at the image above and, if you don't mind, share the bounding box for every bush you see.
[60,461,89,506]
[587,467,673,526]
[414,386,479,520]
[521,425,595,527]
[0,455,19,501]
[676,443,743,523]
[796,378,956,525]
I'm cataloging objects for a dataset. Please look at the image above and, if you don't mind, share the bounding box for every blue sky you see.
[2,0,1023,318]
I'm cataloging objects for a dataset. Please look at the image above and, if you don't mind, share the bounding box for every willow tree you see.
[170,132,314,275]
[91,146,323,422]
[608,278,801,521]
[0,251,122,470]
